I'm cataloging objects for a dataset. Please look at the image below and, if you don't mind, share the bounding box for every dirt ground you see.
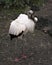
[0,0,52,65]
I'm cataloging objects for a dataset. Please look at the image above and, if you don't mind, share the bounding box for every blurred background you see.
[0,0,52,65]
[0,0,48,12]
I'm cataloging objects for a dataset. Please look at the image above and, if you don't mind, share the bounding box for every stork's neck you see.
[28,13,35,22]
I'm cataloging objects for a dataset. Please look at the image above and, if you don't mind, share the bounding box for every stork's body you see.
[9,13,37,40]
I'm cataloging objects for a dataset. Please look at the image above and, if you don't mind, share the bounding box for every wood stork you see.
[9,10,38,40]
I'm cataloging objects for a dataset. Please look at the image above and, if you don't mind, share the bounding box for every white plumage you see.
[34,17,38,22]
[9,20,26,35]
[17,14,35,32]
[9,13,37,40]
